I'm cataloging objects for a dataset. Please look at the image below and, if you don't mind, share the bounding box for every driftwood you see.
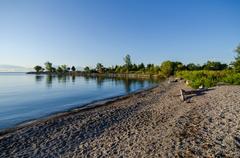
[180,88,206,102]
[180,89,186,101]
[168,78,181,84]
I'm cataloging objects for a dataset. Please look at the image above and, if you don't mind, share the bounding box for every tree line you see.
[34,43,240,78]
[34,63,76,74]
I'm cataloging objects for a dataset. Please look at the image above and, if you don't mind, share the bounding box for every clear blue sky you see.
[0,0,240,68]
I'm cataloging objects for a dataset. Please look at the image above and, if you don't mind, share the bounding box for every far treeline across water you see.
[32,44,240,89]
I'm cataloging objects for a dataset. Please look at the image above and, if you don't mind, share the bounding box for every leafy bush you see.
[176,70,240,88]
[222,73,240,84]
[160,61,174,77]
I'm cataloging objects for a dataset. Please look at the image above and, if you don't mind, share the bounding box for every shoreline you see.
[1,80,240,157]
[0,84,159,136]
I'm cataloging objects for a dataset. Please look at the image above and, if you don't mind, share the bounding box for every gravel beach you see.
[1,81,240,157]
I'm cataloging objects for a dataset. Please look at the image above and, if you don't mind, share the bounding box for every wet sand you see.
[1,81,240,157]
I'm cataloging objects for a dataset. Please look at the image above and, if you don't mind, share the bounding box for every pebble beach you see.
[1,80,240,157]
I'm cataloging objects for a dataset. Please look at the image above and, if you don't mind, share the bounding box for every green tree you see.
[131,64,138,71]
[123,54,132,71]
[160,61,174,77]
[138,63,145,71]
[114,65,121,73]
[52,67,56,73]
[34,65,43,73]
[172,62,186,72]
[154,65,161,73]
[146,64,155,74]
[57,66,63,74]
[44,61,53,72]
[67,67,71,72]
[203,61,227,70]
[84,66,90,73]
[187,63,202,70]
[96,63,104,73]
[146,64,154,69]
[234,44,240,72]
[236,44,240,59]
[71,66,76,71]
[61,65,67,73]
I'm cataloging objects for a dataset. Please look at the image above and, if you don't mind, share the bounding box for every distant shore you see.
[1,80,240,157]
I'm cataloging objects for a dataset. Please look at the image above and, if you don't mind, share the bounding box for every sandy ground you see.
[1,80,240,157]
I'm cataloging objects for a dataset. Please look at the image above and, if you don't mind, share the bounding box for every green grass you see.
[176,70,240,89]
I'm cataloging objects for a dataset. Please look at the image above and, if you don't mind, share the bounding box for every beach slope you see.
[1,81,240,157]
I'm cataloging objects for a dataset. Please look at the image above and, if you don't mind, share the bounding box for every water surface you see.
[0,73,158,130]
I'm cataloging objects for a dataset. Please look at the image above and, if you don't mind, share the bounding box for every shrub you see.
[160,61,174,77]
[176,70,240,88]
[222,73,240,85]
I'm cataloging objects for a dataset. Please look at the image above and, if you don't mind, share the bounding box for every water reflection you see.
[96,76,105,88]
[84,76,90,83]
[0,73,160,130]
[35,75,158,92]
[35,75,44,83]
[57,75,67,84]
[46,75,53,87]
[72,75,76,83]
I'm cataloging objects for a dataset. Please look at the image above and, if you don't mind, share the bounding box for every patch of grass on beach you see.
[176,70,240,88]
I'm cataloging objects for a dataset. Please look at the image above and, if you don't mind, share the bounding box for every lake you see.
[0,72,158,130]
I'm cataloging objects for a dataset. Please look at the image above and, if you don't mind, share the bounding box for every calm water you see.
[0,72,158,130]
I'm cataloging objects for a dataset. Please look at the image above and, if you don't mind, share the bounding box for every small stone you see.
[215,151,225,158]
[219,112,225,118]
[32,143,37,149]
[216,135,224,142]
[234,136,240,148]
[208,117,213,123]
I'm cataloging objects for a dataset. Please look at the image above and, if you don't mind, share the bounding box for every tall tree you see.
[44,61,53,72]
[34,65,43,73]
[67,67,71,72]
[138,63,145,71]
[71,66,76,71]
[123,54,132,70]
[61,65,67,73]
[96,63,104,73]
[234,44,240,72]
[57,66,63,74]
[235,44,240,59]
[84,66,90,73]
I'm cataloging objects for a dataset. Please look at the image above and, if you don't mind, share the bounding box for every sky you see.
[0,0,240,68]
